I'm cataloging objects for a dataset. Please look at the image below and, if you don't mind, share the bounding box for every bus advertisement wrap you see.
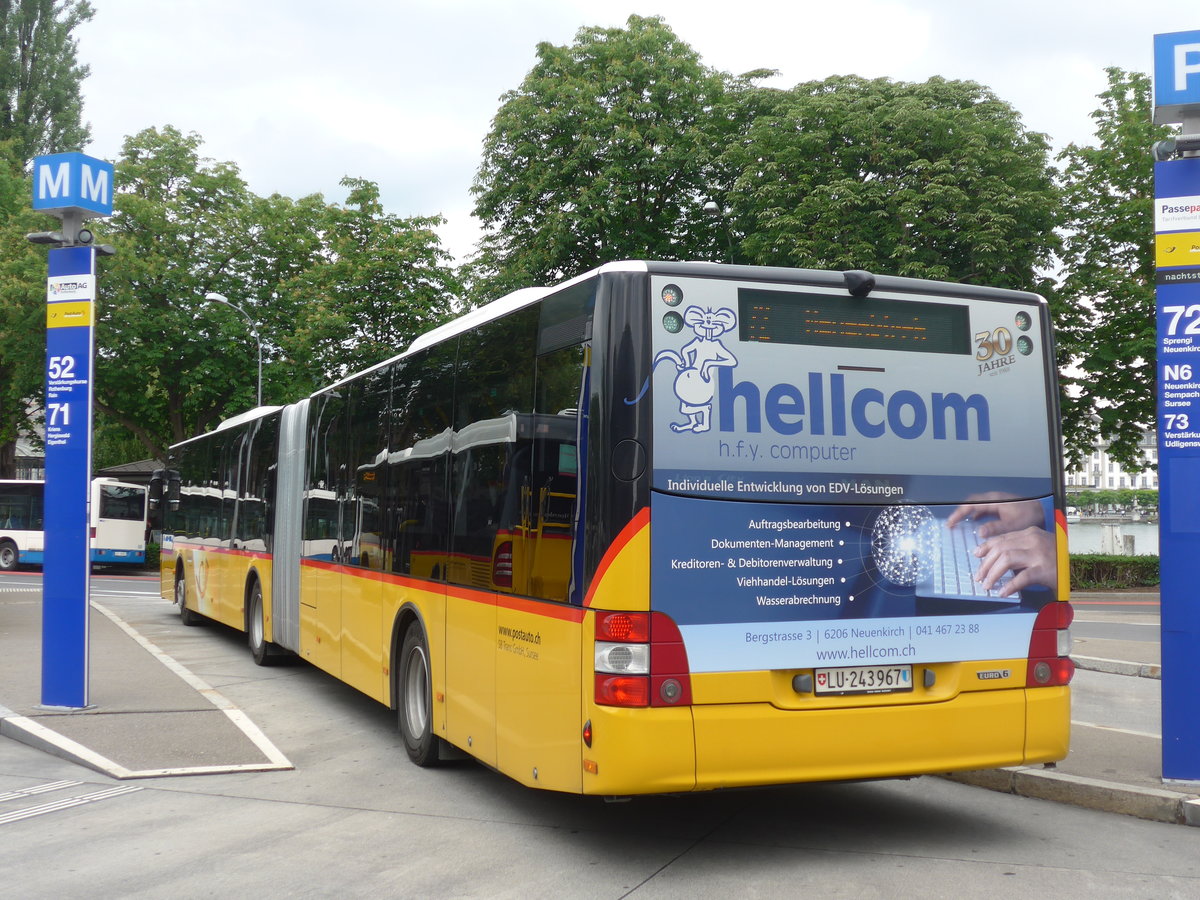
[651,492,1053,672]
[648,276,1053,504]
[649,275,1057,672]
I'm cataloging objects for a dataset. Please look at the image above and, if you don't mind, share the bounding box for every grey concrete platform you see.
[0,587,291,779]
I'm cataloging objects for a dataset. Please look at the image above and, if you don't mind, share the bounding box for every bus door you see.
[386,346,455,738]
[212,429,244,625]
[493,342,589,791]
[338,370,390,700]
[302,390,345,675]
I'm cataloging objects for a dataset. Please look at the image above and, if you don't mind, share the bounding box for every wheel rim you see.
[175,577,185,607]
[250,592,263,648]
[403,644,429,737]
[0,546,14,568]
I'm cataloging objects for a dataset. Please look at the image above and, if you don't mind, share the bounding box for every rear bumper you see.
[583,686,1069,795]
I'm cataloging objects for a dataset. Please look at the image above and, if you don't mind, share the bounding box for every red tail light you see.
[1027,657,1075,686]
[492,540,513,588]
[596,611,649,642]
[595,674,651,706]
[593,611,691,708]
[1026,600,1074,687]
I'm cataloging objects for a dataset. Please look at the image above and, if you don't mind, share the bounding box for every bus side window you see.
[344,369,389,570]
[386,347,454,579]
[528,343,587,602]
[448,309,536,592]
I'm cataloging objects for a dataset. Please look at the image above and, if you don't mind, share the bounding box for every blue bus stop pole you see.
[1153,30,1200,781]
[41,244,96,709]
[31,151,112,711]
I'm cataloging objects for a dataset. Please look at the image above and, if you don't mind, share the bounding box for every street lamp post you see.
[702,200,735,264]
[204,292,262,407]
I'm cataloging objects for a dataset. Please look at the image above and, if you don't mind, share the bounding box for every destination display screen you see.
[739,289,971,355]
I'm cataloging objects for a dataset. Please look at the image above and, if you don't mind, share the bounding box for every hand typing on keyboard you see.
[971,525,1056,596]
[946,492,1044,537]
[946,493,1057,597]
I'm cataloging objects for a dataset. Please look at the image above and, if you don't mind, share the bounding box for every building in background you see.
[1064,432,1158,492]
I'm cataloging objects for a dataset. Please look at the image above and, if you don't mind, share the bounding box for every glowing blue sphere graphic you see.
[870,505,938,586]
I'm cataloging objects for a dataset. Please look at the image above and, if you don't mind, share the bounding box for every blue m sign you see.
[32,152,114,218]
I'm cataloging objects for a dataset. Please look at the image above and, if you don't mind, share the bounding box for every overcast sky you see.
[76,1,1194,262]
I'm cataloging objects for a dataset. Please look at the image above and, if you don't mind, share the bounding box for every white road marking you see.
[0,785,143,826]
[1072,719,1160,740]
[0,780,82,803]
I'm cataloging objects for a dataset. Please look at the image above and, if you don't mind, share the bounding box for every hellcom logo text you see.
[716,369,990,441]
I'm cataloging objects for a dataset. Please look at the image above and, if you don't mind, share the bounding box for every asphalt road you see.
[2,575,1197,897]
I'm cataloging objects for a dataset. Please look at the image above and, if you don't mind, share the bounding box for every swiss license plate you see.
[814,665,913,695]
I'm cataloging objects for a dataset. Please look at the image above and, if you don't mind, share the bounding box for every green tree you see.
[0,0,93,475]
[0,140,45,476]
[0,0,92,161]
[720,75,1060,289]
[470,14,747,296]
[279,177,460,383]
[93,128,461,461]
[1055,68,1174,471]
[94,126,320,458]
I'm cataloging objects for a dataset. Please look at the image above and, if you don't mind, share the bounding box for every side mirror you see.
[168,470,181,511]
[149,470,165,510]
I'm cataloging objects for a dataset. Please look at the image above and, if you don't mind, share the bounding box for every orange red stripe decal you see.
[583,506,649,608]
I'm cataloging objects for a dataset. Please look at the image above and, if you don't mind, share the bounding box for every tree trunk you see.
[0,438,16,479]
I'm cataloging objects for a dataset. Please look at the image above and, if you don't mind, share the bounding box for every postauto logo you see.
[714,369,991,442]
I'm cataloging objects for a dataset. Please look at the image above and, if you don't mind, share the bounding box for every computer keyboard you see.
[918,518,1015,601]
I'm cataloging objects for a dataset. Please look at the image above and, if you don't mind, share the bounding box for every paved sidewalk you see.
[0,585,291,778]
[947,590,1199,826]
[2,582,1198,825]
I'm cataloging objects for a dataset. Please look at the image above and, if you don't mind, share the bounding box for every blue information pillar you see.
[1153,30,1200,782]
[31,151,113,709]
[42,247,97,708]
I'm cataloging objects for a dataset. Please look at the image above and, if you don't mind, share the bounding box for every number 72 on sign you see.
[1163,304,1200,336]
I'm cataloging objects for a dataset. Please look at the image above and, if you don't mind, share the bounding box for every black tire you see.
[176,569,201,626]
[398,623,442,767]
[0,540,17,571]
[247,580,282,666]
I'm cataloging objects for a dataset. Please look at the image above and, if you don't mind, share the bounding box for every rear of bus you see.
[90,479,148,565]
[580,264,1071,794]
[0,480,44,570]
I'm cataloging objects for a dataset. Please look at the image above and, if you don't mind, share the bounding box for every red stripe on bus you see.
[298,558,586,623]
[583,506,650,608]
[171,542,272,562]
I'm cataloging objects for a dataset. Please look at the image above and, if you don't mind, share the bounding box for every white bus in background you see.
[90,478,149,565]
[0,477,148,570]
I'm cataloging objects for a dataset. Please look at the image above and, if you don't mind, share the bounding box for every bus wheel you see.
[398,624,442,767]
[248,581,281,666]
[176,571,201,626]
[0,540,17,571]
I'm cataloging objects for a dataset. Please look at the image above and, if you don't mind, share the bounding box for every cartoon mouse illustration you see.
[655,305,738,433]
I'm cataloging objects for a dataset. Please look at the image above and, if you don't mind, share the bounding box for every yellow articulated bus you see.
[158,261,1073,795]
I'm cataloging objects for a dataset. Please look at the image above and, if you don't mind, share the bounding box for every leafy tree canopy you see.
[1054,68,1174,472]
[0,0,92,161]
[278,176,460,384]
[92,127,461,462]
[0,139,47,472]
[470,14,752,296]
[0,0,92,474]
[721,75,1060,290]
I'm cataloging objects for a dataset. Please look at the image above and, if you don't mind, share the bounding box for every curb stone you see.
[1072,655,1161,679]
[942,767,1200,826]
